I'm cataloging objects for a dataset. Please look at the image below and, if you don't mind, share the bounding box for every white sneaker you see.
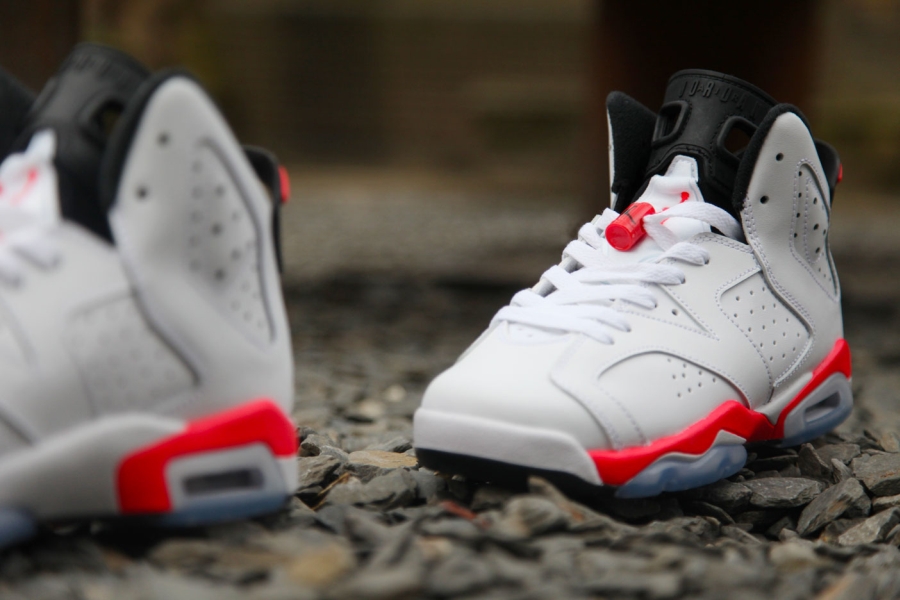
[0,46,295,548]
[414,70,851,498]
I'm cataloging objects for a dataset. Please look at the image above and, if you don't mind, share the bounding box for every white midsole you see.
[413,408,602,485]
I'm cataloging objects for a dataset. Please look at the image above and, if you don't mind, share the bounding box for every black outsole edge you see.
[416,448,619,502]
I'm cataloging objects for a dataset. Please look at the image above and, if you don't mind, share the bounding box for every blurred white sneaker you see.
[0,45,295,548]
[414,70,850,498]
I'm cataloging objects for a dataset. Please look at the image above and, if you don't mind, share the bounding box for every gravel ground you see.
[3,173,900,599]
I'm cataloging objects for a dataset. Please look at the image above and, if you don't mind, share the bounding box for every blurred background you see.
[1,0,898,284]
[1,0,900,429]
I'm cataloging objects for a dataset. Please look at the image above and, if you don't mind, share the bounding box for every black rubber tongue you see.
[643,69,776,215]
[13,44,149,240]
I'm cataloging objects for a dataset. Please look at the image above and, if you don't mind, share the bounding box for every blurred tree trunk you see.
[0,0,80,89]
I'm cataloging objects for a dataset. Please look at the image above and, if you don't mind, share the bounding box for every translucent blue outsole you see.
[615,445,748,499]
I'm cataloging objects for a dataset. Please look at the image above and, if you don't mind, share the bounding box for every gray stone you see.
[768,540,830,572]
[425,547,496,596]
[471,485,517,512]
[346,449,418,481]
[645,516,720,544]
[410,468,447,501]
[684,500,734,525]
[852,452,900,496]
[743,477,825,508]
[818,443,862,465]
[886,524,900,546]
[837,508,900,546]
[493,496,568,538]
[832,458,854,482]
[323,470,417,510]
[880,432,900,453]
[747,454,797,472]
[300,433,339,457]
[798,444,833,481]
[721,524,762,545]
[527,476,635,533]
[819,518,866,544]
[419,517,484,542]
[579,571,683,599]
[873,493,900,512]
[296,454,342,493]
[797,478,871,535]
[765,515,797,539]
[701,480,752,511]
[365,435,412,453]
[319,445,350,464]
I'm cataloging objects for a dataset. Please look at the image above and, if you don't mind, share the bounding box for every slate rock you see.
[365,436,413,453]
[832,458,854,482]
[493,496,568,538]
[819,518,866,544]
[873,493,900,513]
[418,517,483,543]
[818,443,861,465]
[837,508,900,546]
[300,433,339,457]
[297,455,342,493]
[471,485,517,512]
[798,444,833,481]
[409,468,447,501]
[743,477,825,509]
[879,431,900,453]
[797,478,871,535]
[768,540,830,572]
[701,480,752,511]
[324,470,418,510]
[425,547,496,596]
[347,450,418,481]
[851,453,900,496]
[579,571,683,599]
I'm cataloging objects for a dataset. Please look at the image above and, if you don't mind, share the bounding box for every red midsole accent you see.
[116,399,297,514]
[588,339,851,486]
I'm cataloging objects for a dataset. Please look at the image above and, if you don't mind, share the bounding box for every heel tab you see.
[100,70,205,213]
[732,104,814,213]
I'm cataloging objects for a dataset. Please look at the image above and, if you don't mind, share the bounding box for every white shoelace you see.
[493,201,742,343]
[0,131,63,286]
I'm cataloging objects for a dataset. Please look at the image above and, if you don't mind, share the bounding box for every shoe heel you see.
[116,399,297,525]
[776,373,853,448]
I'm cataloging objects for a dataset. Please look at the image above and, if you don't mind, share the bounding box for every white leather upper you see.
[420,111,844,452]
[0,77,293,460]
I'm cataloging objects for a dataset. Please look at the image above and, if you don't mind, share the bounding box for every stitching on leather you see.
[551,337,624,449]
[717,267,774,389]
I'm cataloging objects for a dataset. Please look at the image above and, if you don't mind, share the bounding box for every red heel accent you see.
[588,339,851,486]
[117,400,297,514]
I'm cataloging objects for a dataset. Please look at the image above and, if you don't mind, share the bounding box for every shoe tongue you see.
[13,44,149,240]
[642,69,776,216]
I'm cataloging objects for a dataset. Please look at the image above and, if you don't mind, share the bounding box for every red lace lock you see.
[606,202,655,251]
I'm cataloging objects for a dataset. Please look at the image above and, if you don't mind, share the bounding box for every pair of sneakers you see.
[0,49,850,550]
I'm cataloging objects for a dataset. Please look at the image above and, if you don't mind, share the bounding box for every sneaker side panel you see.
[0,225,135,440]
[740,111,843,398]
[108,77,293,419]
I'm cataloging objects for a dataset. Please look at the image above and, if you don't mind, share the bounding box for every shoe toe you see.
[418,327,610,450]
